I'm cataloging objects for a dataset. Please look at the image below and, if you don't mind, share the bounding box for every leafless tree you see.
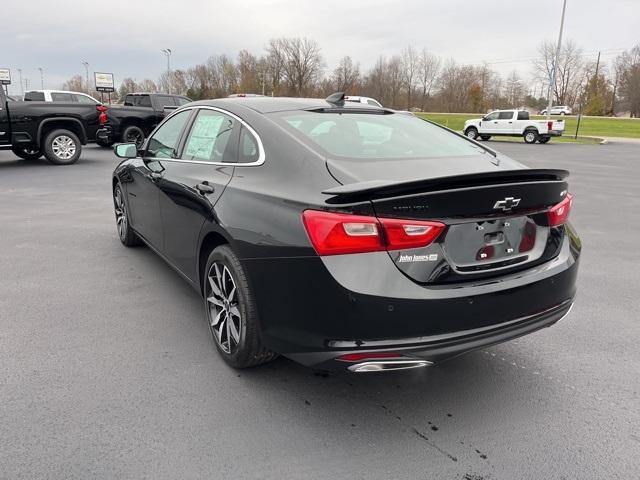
[62,75,84,93]
[617,44,640,117]
[504,70,524,107]
[532,39,584,107]
[278,37,324,96]
[417,48,440,111]
[332,56,360,93]
[401,46,419,110]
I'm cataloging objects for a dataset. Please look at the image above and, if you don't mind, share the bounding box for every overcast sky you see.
[2,0,638,94]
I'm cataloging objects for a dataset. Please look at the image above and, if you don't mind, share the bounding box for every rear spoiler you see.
[321,169,569,204]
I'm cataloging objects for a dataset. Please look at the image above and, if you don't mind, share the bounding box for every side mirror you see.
[114,143,138,159]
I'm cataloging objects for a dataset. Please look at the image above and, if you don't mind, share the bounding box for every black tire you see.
[122,125,145,148]
[560,112,566,116]
[113,184,142,246]
[12,146,43,160]
[43,129,82,165]
[465,127,479,140]
[204,245,277,369]
[96,139,114,148]
[539,136,551,144]
[523,130,539,144]
[480,135,491,141]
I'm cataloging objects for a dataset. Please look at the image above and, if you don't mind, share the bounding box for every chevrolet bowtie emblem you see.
[493,197,521,211]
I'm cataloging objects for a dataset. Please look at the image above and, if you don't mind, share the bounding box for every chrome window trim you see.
[147,105,265,167]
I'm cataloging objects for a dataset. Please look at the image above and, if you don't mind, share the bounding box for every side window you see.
[137,96,152,107]
[498,111,514,120]
[176,97,191,106]
[181,110,236,163]
[367,99,382,107]
[239,126,260,163]
[24,91,45,101]
[155,95,176,109]
[484,112,499,121]
[75,94,96,104]
[51,93,75,102]
[146,110,191,158]
[517,111,530,120]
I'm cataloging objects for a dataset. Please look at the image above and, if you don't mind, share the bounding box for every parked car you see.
[24,89,101,104]
[96,93,191,148]
[111,93,580,372]
[540,105,572,116]
[0,86,103,164]
[344,95,383,107]
[464,109,565,143]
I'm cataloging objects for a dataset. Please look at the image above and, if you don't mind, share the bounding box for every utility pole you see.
[24,78,30,92]
[18,69,24,96]
[161,49,172,94]
[81,61,89,93]
[38,68,44,89]
[546,0,567,122]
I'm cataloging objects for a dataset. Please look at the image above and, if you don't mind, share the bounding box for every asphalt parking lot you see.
[1,141,639,480]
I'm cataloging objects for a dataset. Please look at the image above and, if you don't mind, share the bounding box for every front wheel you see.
[560,112,566,116]
[523,130,539,144]
[465,128,479,140]
[204,245,277,369]
[113,184,142,246]
[539,136,551,144]
[12,146,43,160]
[43,129,82,165]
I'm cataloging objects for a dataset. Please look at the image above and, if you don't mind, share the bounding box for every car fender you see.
[37,117,87,147]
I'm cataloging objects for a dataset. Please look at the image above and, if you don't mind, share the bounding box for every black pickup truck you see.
[0,87,103,165]
[96,93,191,148]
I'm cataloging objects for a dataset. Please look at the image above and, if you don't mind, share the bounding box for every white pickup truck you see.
[463,109,565,144]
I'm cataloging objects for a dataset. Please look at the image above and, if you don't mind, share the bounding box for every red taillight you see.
[547,120,553,130]
[548,193,573,226]
[336,352,403,362]
[302,210,445,256]
[97,105,108,125]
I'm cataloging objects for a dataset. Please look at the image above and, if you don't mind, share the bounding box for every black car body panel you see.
[0,87,100,149]
[112,97,581,370]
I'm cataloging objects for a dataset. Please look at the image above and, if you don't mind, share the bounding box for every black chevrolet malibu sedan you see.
[111,94,580,372]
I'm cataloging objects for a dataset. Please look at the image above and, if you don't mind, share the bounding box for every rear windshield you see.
[272,111,485,159]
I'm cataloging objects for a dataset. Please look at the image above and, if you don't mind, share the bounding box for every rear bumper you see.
[243,224,580,369]
[547,130,564,137]
[96,126,114,143]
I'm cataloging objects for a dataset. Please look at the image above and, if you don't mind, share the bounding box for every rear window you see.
[125,95,152,107]
[517,111,530,120]
[24,91,45,101]
[272,112,485,159]
[155,95,176,109]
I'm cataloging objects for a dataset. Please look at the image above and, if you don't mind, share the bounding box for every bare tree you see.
[332,56,360,93]
[401,46,419,110]
[617,44,640,117]
[62,74,84,92]
[417,48,440,111]
[278,37,324,96]
[504,70,525,107]
[532,39,584,107]
[237,50,259,94]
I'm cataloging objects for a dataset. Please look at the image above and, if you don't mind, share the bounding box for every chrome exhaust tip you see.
[347,359,432,373]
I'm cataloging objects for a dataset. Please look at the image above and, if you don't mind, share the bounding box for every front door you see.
[126,109,193,250]
[480,111,499,134]
[158,108,239,281]
[495,110,516,134]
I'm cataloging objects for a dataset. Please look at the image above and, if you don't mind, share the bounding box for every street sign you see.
[0,68,11,85]
[94,72,114,92]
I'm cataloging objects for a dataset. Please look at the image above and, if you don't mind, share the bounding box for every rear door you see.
[157,107,238,281]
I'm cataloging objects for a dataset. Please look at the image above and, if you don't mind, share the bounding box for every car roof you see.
[28,89,91,95]
[187,96,386,114]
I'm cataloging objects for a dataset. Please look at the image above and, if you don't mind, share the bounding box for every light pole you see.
[38,67,44,89]
[546,0,567,121]
[161,49,172,94]
[81,61,89,93]
[18,69,24,96]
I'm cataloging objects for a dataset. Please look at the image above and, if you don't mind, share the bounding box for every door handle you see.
[508,121,513,124]
[196,182,215,195]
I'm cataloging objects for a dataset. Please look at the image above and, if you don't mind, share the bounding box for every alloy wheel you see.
[51,135,76,160]
[114,188,127,240]
[126,129,143,146]
[206,262,242,354]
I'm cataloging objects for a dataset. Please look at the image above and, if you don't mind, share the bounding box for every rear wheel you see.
[480,135,491,141]
[560,112,566,116]
[539,136,551,144]
[524,130,539,144]
[465,127,479,140]
[204,245,277,369]
[43,129,82,165]
[12,146,42,160]
[122,125,145,148]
